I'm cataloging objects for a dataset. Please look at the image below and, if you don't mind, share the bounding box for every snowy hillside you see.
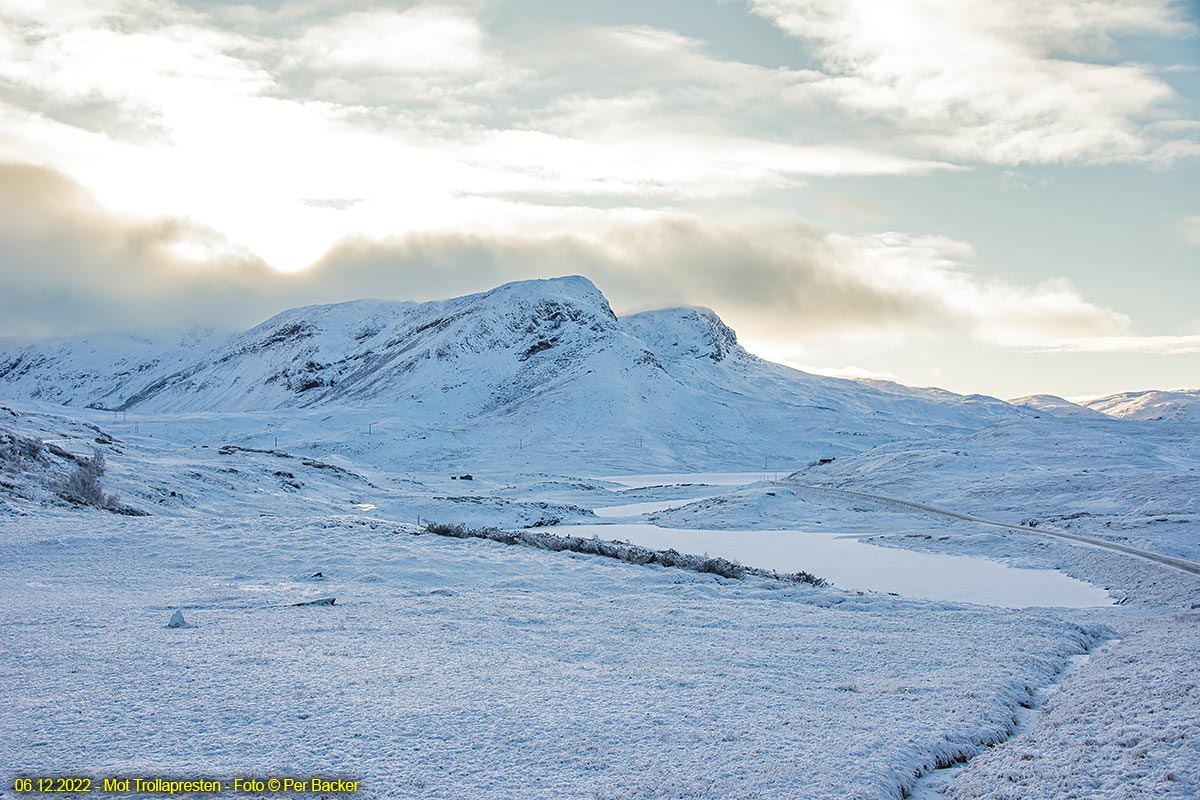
[780,416,1200,560]
[0,328,226,408]
[1084,389,1200,422]
[0,276,1031,471]
[1010,394,1109,419]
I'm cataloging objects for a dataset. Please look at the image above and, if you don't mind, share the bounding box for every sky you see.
[0,0,1198,399]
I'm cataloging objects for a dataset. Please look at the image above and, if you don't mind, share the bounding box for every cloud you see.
[273,5,526,113]
[0,162,278,336]
[460,129,956,201]
[1179,215,1200,245]
[819,232,1131,344]
[0,0,271,131]
[0,162,1132,356]
[750,0,1199,164]
[1031,334,1200,354]
[0,3,969,272]
[290,7,487,76]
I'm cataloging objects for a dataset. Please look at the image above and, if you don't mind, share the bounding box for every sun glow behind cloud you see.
[0,0,1198,395]
[0,0,956,270]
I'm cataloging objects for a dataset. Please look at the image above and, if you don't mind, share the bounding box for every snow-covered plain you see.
[2,278,1199,798]
[0,513,1111,800]
[2,403,1197,799]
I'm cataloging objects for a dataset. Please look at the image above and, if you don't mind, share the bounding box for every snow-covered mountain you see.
[1009,394,1109,419]
[0,276,1035,468]
[1084,389,1200,422]
[0,328,227,409]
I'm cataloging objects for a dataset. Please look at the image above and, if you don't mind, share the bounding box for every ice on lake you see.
[599,472,784,489]
[559,522,1113,609]
[592,497,719,518]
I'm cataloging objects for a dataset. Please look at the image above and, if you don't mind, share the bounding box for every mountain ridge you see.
[1080,389,1200,422]
[3,274,1176,470]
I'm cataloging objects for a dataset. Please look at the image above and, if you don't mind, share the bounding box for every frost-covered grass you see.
[948,613,1200,799]
[0,515,1106,800]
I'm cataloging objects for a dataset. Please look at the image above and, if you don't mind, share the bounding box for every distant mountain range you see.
[1010,390,1200,422]
[0,276,1192,469]
[1081,389,1200,422]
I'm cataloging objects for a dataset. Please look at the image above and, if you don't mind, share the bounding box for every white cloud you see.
[1179,215,1200,246]
[1032,334,1200,354]
[0,0,1194,313]
[750,0,1197,164]
[819,232,1130,344]
[0,3,972,270]
[461,129,956,199]
[290,7,487,76]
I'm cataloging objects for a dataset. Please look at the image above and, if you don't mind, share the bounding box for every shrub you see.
[59,449,119,509]
[420,522,826,587]
[425,521,468,537]
[698,557,746,580]
[19,436,43,460]
[781,570,827,587]
[0,429,44,466]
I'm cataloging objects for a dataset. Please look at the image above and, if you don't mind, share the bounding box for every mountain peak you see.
[480,275,610,309]
[621,306,742,362]
[0,274,1048,467]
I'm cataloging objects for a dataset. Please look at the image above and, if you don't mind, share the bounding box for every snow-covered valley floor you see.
[0,514,1115,799]
[2,403,1199,799]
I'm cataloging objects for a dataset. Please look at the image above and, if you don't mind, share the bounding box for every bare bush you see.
[420,522,827,587]
[59,449,119,509]
[19,436,43,460]
[0,429,45,467]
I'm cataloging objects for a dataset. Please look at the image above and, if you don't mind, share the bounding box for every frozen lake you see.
[592,496,719,518]
[559,522,1113,609]
[599,471,784,489]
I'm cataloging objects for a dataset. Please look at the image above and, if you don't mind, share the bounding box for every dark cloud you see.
[288,219,932,344]
[0,163,278,336]
[0,162,1123,347]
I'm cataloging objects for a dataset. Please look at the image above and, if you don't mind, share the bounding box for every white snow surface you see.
[2,278,1200,798]
[3,400,1197,797]
[1009,394,1109,419]
[782,417,1200,561]
[1,514,1107,800]
[1084,388,1200,422]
